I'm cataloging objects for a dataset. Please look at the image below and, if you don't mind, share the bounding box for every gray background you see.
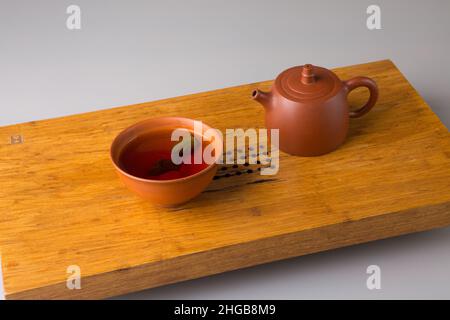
[1,0,449,299]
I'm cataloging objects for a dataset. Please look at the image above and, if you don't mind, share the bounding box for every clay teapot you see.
[252,64,378,156]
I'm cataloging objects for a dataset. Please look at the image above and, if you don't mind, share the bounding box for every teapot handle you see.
[343,77,379,118]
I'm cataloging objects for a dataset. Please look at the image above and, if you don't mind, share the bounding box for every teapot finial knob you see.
[301,64,315,85]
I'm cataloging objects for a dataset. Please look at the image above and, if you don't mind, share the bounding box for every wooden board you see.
[1,60,450,299]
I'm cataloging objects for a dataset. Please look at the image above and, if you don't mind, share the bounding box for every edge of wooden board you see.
[0,255,5,300]
[6,201,450,300]
[0,59,395,131]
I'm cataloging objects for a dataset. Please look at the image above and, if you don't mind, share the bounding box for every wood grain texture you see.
[1,60,450,299]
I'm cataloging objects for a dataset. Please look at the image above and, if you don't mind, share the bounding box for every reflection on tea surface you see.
[119,129,208,180]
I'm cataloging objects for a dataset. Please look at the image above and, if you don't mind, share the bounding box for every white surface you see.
[1,0,450,299]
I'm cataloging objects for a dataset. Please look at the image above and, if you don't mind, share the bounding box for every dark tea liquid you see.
[118,130,209,180]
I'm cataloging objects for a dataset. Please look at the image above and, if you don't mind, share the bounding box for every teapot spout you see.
[252,89,272,109]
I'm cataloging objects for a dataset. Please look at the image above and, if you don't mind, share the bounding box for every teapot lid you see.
[274,64,341,102]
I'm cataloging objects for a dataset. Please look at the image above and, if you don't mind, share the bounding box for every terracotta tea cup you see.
[110,117,222,206]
